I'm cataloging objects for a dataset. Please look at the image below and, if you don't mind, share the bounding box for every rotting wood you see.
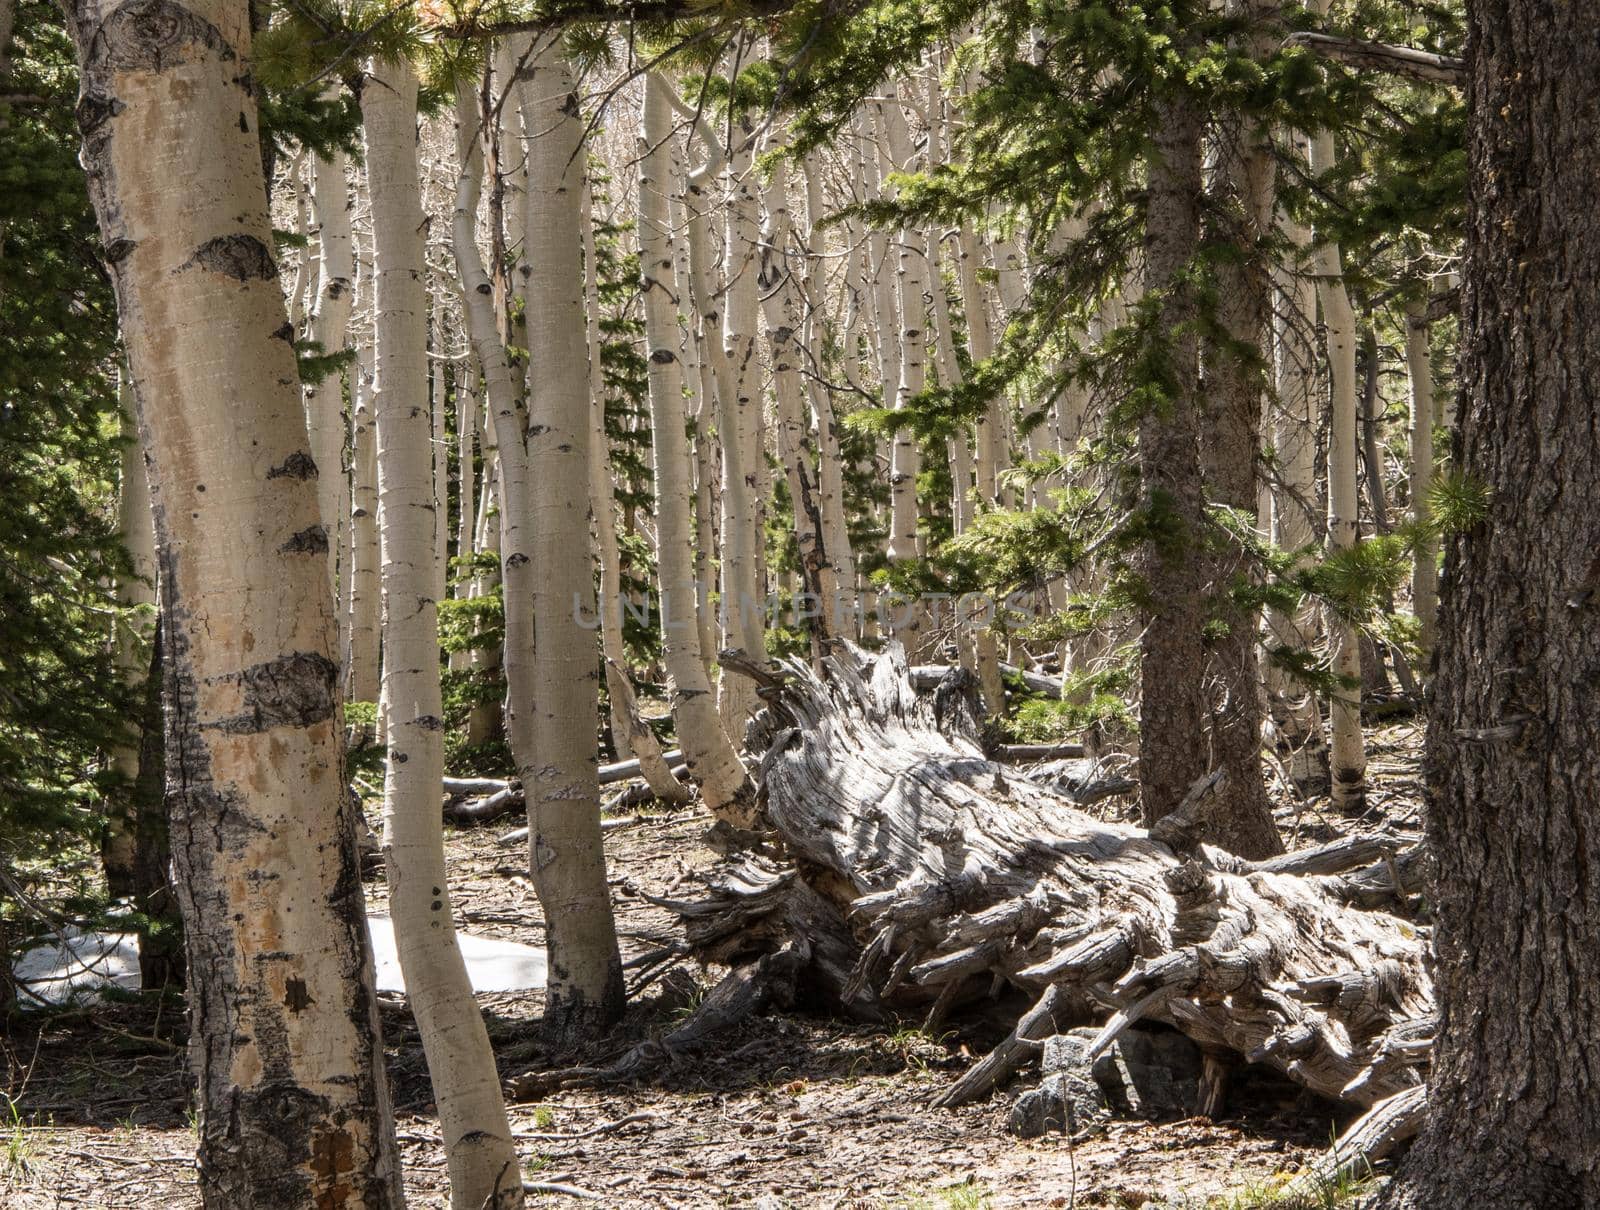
[670,643,1434,1118]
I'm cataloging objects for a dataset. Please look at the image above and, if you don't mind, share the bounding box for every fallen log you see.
[444,760,689,825]
[995,742,1088,761]
[673,643,1434,1118]
[909,662,1063,697]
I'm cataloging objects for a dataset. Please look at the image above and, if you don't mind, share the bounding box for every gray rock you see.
[1009,1025,1209,1137]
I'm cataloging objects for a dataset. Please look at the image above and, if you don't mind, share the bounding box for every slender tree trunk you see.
[758,151,833,659]
[1404,297,1438,661]
[346,243,381,705]
[1381,6,1600,1204]
[63,1,402,1201]
[717,125,768,726]
[877,96,926,579]
[365,57,522,1210]
[306,145,354,604]
[431,288,450,604]
[1306,0,1367,808]
[1195,0,1282,858]
[800,155,858,632]
[106,380,156,897]
[1136,96,1211,825]
[1267,175,1324,748]
[519,37,624,1041]
[581,172,689,802]
[638,74,755,823]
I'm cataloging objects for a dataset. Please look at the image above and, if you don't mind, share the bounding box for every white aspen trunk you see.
[346,332,381,704]
[106,375,156,893]
[467,395,502,745]
[951,226,1007,709]
[1404,296,1438,661]
[876,97,926,576]
[581,172,690,803]
[955,226,1007,508]
[1306,59,1368,808]
[758,150,835,658]
[454,354,477,594]
[669,147,723,674]
[639,75,755,821]
[494,38,532,389]
[64,2,402,1200]
[800,155,858,631]
[364,57,523,1210]
[718,128,768,726]
[519,38,625,1039]
[1268,180,1323,745]
[431,287,450,603]
[306,146,354,605]
[286,149,311,333]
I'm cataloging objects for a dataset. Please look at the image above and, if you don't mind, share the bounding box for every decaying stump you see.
[664,643,1435,1122]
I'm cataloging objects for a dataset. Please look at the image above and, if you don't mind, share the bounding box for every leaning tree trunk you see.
[519,35,625,1041]
[63,1,402,1202]
[1380,6,1600,1206]
[664,644,1433,1121]
[365,56,523,1210]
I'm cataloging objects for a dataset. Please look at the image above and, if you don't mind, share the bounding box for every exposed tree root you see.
[666,644,1434,1122]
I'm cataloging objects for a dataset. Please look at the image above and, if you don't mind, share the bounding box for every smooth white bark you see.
[365,57,522,1210]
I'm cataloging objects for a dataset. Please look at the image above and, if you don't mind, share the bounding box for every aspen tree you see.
[799,154,859,628]
[758,150,833,657]
[347,235,381,705]
[62,0,402,1200]
[306,144,354,603]
[364,55,523,1209]
[638,74,756,822]
[105,378,155,898]
[581,171,690,801]
[718,119,769,719]
[1306,0,1367,808]
[519,36,625,1038]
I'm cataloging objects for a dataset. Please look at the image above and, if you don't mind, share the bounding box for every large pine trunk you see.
[1380,5,1600,1206]
[64,2,402,1203]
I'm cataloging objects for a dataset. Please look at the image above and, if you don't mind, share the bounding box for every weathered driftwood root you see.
[674,644,1434,1120]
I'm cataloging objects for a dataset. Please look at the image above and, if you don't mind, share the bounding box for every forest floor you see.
[1,719,1427,1209]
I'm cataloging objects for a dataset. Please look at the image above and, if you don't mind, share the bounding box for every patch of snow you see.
[10,916,546,1009]
[10,926,142,1008]
[365,916,546,994]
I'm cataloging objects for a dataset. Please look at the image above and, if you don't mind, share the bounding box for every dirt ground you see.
[2,721,1426,1209]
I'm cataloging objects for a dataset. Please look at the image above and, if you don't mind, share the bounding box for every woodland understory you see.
[4,0,1600,1208]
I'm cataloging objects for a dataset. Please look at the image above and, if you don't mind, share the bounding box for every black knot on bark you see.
[97,0,236,73]
[183,233,276,281]
[267,451,319,480]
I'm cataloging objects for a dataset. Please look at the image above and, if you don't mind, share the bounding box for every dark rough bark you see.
[1198,2,1283,860]
[1381,5,1600,1207]
[1136,97,1211,827]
